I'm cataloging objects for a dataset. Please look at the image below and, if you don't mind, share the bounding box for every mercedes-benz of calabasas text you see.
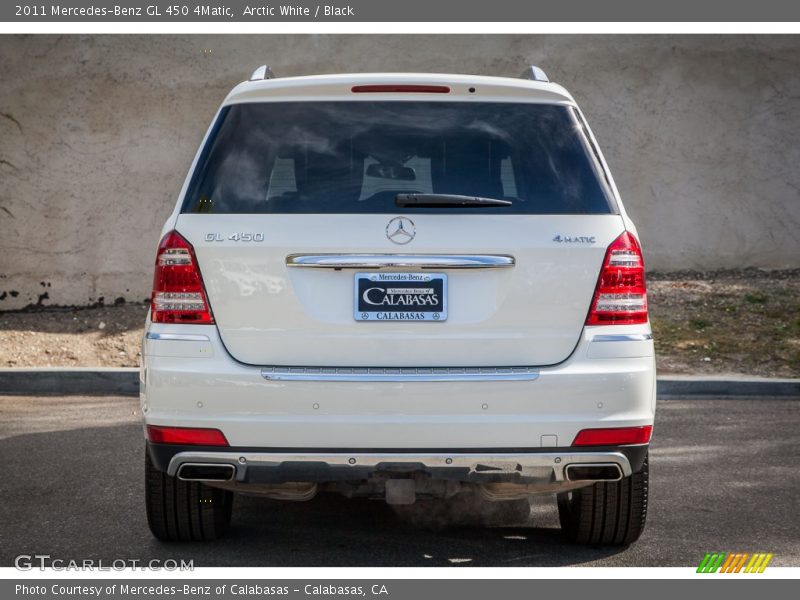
[141,66,655,546]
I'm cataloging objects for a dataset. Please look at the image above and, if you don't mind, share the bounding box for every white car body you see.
[141,69,655,544]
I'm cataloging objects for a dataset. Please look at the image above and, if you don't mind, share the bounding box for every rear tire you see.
[145,451,233,541]
[557,452,648,546]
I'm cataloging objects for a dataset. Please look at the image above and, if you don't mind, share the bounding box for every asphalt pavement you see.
[0,394,798,567]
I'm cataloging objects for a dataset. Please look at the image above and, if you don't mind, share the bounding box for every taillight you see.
[146,425,228,446]
[586,231,647,325]
[151,230,214,324]
[572,425,653,446]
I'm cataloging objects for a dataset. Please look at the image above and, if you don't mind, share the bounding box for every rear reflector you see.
[151,230,214,324]
[351,84,450,94]
[146,425,229,446]
[572,425,653,447]
[586,231,648,325]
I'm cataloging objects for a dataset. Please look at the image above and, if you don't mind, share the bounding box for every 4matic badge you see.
[552,234,596,244]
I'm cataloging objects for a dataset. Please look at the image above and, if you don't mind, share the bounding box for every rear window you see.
[182,102,615,215]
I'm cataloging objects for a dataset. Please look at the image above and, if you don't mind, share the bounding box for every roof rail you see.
[249,65,276,81]
[519,65,549,83]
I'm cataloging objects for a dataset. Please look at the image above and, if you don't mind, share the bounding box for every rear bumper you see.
[141,323,656,449]
[148,442,648,485]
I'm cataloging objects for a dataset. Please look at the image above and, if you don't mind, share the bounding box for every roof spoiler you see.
[247,65,549,83]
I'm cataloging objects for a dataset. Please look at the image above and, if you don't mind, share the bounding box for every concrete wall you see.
[1,35,799,309]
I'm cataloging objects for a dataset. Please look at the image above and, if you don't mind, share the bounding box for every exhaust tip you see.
[565,463,623,482]
[177,463,236,482]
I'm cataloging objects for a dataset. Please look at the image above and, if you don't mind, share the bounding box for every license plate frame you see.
[354,272,447,322]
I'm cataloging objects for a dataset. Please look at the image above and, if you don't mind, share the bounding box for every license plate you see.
[355,272,447,322]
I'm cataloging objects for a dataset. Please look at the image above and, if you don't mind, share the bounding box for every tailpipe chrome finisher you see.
[564,463,623,482]
[177,463,236,482]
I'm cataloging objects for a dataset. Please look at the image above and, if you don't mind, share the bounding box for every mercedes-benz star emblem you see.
[386,216,416,245]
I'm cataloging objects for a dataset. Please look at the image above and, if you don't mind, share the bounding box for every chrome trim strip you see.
[285,254,515,270]
[167,451,632,482]
[592,334,653,342]
[146,332,210,342]
[261,366,539,382]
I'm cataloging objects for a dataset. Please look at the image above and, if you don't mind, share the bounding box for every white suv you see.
[141,66,655,546]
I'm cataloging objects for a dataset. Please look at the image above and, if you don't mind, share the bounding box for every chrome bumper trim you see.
[285,254,515,270]
[592,334,653,342]
[261,366,539,382]
[167,451,633,482]
[146,332,210,342]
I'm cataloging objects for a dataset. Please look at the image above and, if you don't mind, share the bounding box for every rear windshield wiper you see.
[395,193,512,208]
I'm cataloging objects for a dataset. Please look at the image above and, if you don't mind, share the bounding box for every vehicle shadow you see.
[213,492,626,567]
[0,419,626,567]
[4,395,799,567]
